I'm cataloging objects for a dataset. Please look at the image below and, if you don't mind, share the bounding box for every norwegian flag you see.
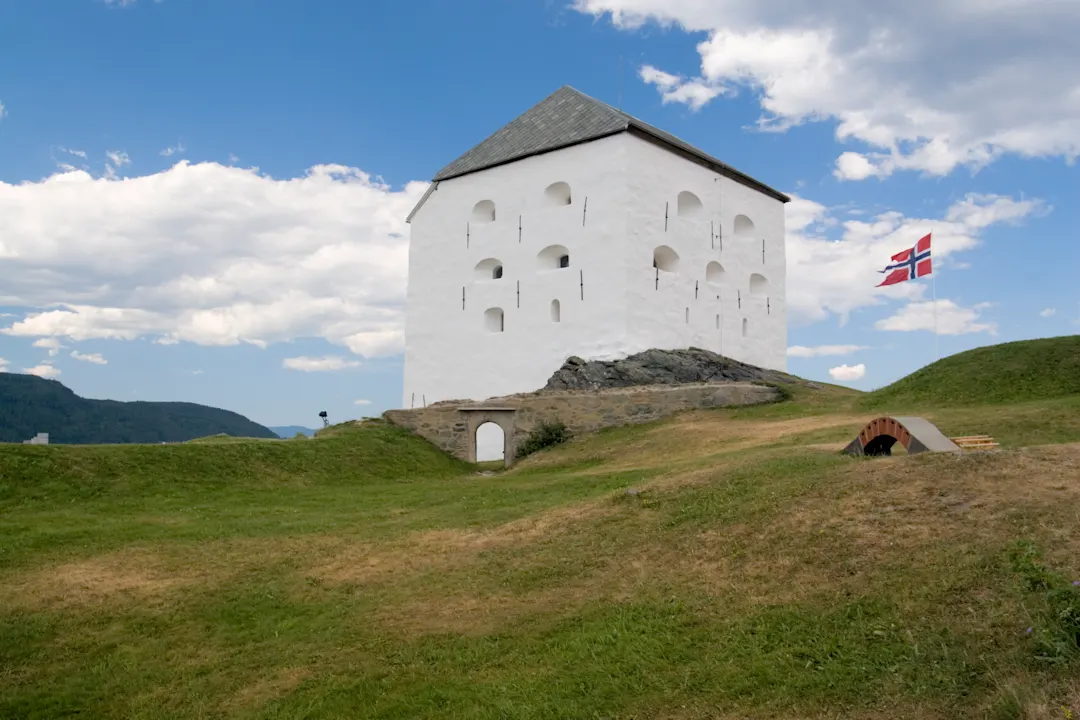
[876,233,932,287]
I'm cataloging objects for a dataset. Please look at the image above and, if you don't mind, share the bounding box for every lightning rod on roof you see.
[618,54,623,110]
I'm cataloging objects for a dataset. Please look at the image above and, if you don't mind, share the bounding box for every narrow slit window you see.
[677,191,704,217]
[653,245,680,273]
[706,261,726,286]
[734,214,755,242]
[471,200,496,224]
[537,244,570,270]
[544,182,572,206]
[484,307,505,333]
[474,258,505,281]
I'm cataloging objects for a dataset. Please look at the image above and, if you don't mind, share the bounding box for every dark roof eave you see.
[422,126,790,206]
[405,180,438,224]
[624,125,791,204]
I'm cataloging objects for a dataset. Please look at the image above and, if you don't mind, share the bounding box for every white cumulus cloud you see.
[0,161,427,359]
[1040,308,1056,317]
[32,338,65,357]
[574,0,1080,179]
[24,363,61,379]
[102,150,131,180]
[875,299,997,335]
[160,142,185,157]
[0,357,9,372]
[354,399,372,406]
[784,192,1044,326]
[105,150,130,167]
[828,363,866,382]
[71,350,108,365]
[787,344,868,358]
[283,355,362,372]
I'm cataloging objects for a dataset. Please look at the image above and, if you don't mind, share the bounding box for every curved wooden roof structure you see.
[843,416,963,457]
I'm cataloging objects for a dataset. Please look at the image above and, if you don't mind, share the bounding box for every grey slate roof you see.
[428,85,789,203]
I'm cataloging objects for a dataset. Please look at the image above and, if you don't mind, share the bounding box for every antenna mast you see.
[618,54,623,110]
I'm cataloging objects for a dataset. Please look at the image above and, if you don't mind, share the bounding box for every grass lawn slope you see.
[863,334,1080,408]
[2,339,1080,718]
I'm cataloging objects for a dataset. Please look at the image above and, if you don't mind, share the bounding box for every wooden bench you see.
[950,435,1000,451]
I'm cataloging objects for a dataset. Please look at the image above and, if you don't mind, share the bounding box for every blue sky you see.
[0,0,1076,429]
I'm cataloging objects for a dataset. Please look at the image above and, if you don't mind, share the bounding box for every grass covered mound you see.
[863,334,1080,408]
[3,369,1080,716]
[0,420,470,509]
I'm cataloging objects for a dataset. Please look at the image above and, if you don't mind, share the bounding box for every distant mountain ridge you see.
[269,426,316,438]
[0,373,278,444]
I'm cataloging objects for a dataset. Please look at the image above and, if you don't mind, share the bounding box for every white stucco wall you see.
[622,134,787,372]
[403,132,787,409]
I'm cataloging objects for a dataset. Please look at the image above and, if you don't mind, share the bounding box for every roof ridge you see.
[430,85,631,182]
[417,83,789,206]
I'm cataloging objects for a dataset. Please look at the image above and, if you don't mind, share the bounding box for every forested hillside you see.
[0,372,278,444]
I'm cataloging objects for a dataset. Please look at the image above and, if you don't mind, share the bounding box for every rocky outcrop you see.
[544,347,794,392]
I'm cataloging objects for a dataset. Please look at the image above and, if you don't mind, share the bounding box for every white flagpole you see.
[931,230,939,362]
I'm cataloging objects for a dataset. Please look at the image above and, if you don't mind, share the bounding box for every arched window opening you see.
[474,258,505,281]
[749,273,769,296]
[471,200,496,224]
[550,299,561,323]
[742,318,749,337]
[677,191,704,217]
[734,214,755,241]
[653,245,680,273]
[537,244,571,270]
[544,182,572,206]
[685,308,690,324]
[476,422,505,463]
[706,261,726,286]
[715,314,720,329]
[484,307,505,333]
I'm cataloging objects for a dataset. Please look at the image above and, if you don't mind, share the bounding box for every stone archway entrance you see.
[458,406,517,467]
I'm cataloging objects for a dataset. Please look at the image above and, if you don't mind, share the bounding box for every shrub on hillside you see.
[517,421,571,459]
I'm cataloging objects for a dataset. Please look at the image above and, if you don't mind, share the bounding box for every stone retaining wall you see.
[382,382,780,465]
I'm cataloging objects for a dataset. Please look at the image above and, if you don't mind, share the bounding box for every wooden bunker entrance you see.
[843,416,962,457]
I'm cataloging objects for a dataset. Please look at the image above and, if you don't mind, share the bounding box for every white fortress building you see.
[402,86,790,407]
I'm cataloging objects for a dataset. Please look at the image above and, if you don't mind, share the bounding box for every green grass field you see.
[2,337,1080,719]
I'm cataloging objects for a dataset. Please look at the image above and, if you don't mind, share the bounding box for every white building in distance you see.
[403,86,790,408]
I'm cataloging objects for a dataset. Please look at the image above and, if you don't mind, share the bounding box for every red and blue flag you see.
[876,233,932,287]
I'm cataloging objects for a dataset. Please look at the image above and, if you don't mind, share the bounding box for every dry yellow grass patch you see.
[220,666,313,714]
[374,546,658,637]
[634,444,1080,608]
[0,547,217,610]
[831,444,1080,559]
[309,494,624,586]
[649,708,947,720]
[562,412,868,474]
